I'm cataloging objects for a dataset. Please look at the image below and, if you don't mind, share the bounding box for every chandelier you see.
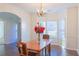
[37,3,46,16]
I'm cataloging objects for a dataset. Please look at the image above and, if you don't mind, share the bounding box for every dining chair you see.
[43,34,51,56]
[17,41,39,56]
[43,34,49,40]
[17,41,28,56]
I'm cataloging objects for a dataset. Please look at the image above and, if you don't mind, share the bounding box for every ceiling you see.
[11,3,78,14]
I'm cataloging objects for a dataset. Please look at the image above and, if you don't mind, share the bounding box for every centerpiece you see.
[34,22,45,44]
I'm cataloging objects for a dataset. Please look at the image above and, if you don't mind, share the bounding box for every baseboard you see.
[51,44,77,51]
[65,48,77,52]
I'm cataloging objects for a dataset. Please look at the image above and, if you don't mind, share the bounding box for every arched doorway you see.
[0,12,21,44]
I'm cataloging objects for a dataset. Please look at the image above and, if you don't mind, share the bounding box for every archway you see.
[0,12,21,44]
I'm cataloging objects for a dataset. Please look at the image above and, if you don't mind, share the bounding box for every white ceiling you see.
[11,3,78,14]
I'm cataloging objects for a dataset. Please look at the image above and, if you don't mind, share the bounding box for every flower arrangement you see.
[34,26,45,33]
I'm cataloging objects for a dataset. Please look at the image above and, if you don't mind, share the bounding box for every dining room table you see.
[26,39,52,56]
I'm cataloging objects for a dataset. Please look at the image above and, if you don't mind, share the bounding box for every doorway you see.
[0,12,21,44]
[0,21,4,44]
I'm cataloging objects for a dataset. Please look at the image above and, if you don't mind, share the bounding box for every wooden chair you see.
[17,41,39,56]
[43,34,49,40]
[17,42,28,56]
[43,34,50,55]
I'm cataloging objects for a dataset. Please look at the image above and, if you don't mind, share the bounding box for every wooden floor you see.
[0,43,78,56]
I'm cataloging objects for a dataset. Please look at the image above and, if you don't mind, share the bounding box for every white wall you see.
[58,7,78,51]
[77,6,79,54]
[66,7,78,50]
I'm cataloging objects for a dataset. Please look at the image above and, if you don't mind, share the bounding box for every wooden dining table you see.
[26,39,51,56]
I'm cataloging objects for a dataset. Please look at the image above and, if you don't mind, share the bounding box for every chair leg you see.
[48,44,51,56]
[44,47,46,56]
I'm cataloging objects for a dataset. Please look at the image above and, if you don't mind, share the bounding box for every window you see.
[42,19,65,47]
[58,19,65,47]
[43,21,57,39]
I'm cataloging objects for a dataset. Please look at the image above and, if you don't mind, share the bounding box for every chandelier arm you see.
[37,0,46,16]
[40,0,43,10]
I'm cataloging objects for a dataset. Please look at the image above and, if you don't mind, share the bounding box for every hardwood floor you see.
[51,45,78,56]
[0,43,78,56]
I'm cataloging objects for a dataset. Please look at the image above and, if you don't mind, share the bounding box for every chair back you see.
[43,34,49,40]
[17,42,27,56]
